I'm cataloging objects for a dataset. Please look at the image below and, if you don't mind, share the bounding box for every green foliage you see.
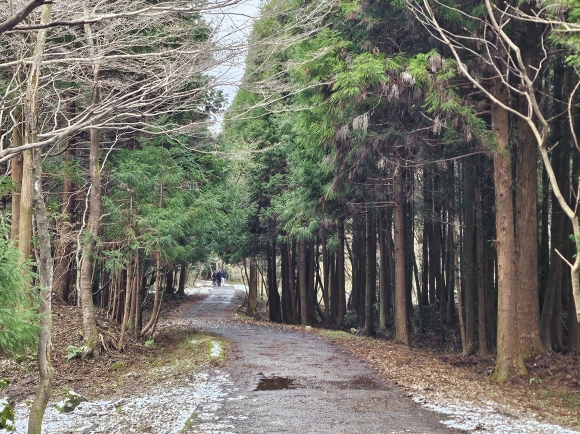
[0,218,39,358]
[66,345,86,360]
[0,177,16,198]
[331,52,388,103]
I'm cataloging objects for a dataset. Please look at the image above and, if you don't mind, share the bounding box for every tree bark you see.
[289,241,298,323]
[140,251,164,336]
[10,122,23,242]
[307,240,316,323]
[79,13,101,358]
[463,159,476,354]
[53,144,75,302]
[475,173,488,355]
[321,228,330,324]
[490,79,527,382]
[298,239,308,325]
[18,150,33,262]
[280,241,289,323]
[26,5,54,433]
[364,207,376,337]
[379,214,388,332]
[337,219,347,326]
[454,220,467,353]
[268,238,281,322]
[177,263,187,295]
[394,166,410,345]
[248,257,258,317]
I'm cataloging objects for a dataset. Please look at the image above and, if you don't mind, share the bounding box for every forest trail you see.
[5,283,578,433]
[183,283,459,433]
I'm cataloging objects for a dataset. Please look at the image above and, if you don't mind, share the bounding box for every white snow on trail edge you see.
[411,394,580,433]
[2,371,242,434]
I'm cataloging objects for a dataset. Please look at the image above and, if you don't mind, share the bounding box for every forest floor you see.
[0,283,578,433]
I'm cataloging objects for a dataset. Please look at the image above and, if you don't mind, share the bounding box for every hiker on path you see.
[212,270,221,286]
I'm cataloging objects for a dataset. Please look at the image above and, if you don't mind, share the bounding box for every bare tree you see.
[0,0,46,35]
[23,3,54,433]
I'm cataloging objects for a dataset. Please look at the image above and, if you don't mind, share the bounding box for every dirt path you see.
[184,283,460,434]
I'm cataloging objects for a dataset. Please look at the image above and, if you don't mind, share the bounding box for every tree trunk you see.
[307,240,316,323]
[421,166,432,307]
[337,219,347,326]
[298,239,308,325]
[445,166,455,326]
[281,241,289,323]
[289,241,298,323]
[165,268,174,295]
[321,228,330,324]
[28,147,55,434]
[394,166,410,345]
[463,158,477,354]
[26,6,54,433]
[379,214,388,332]
[10,122,23,241]
[129,255,140,332]
[177,263,187,295]
[454,220,467,353]
[364,207,376,337]
[53,144,75,302]
[514,17,543,359]
[490,79,527,382]
[140,251,164,336]
[248,257,258,317]
[330,251,338,324]
[268,238,281,322]
[118,257,134,351]
[79,14,101,358]
[475,173,488,355]
[18,151,33,262]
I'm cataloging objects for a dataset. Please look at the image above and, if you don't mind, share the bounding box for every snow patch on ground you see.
[186,285,211,296]
[412,395,580,433]
[209,341,223,359]
[1,371,244,434]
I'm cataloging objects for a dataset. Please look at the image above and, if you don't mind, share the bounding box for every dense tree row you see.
[223,0,580,382]
[0,2,248,430]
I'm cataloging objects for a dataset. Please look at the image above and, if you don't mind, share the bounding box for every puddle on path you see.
[347,376,382,390]
[255,376,296,391]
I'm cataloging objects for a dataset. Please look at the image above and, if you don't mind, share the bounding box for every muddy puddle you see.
[255,376,297,391]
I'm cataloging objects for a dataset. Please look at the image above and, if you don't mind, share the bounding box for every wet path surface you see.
[185,284,460,434]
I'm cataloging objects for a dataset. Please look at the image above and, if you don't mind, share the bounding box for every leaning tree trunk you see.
[26,5,54,433]
[490,79,527,382]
